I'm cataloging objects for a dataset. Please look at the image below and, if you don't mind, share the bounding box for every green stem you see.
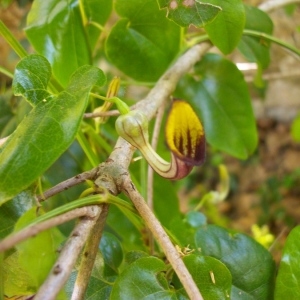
[0,66,13,79]
[88,21,105,32]
[0,20,27,58]
[186,34,210,49]
[29,194,137,228]
[90,93,130,114]
[243,29,300,57]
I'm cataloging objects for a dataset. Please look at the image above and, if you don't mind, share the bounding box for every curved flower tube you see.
[115,100,205,180]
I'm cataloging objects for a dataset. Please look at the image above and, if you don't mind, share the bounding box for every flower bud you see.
[115,110,149,149]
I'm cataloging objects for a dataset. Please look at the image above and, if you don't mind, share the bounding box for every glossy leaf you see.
[110,256,170,299]
[202,0,245,54]
[100,232,123,273]
[175,254,232,299]
[106,0,180,81]
[275,226,300,299]
[166,100,205,166]
[12,55,52,106]
[0,64,106,204]
[106,205,147,252]
[25,0,92,87]
[157,0,221,28]
[238,5,273,69]
[176,53,258,159]
[195,225,275,299]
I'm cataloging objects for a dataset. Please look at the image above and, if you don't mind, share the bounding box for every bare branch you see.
[147,102,166,211]
[259,0,300,12]
[147,103,166,254]
[84,110,120,118]
[71,204,110,300]
[122,175,203,300]
[34,205,104,300]
[37,167,99,202]
[0,207,91,253]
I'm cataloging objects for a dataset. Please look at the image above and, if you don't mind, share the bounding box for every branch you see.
[0,207,91,253]
[94,43,211,299]
[37,167,99,202]
[122,175,203,300]
[84,110,119,118]
[147,102,166,254]
[71,204,110,300]
[34,205,104,300]
[259,0,300,12]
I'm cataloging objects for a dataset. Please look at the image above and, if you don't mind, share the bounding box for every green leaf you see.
[176,53,258,159]
[100,232,123,273]
[12,54,52,106]
[85,276,112,300]
[291,114,300,142]
[106,205,146,252]
[157,0,221,28]
[3,251,36,297]
[83,0,113,50]
[186,211,207,227]
[0,64,106,204]
[110,256,170,299]
[195,225,275,299]
[169,212,207,248]
[175,254,231,299]
[106,0,180,81]
[275,226,300,299]
[203,0,245,54]
[238,5,273,69]
[25,0,92,87]
[0,191,34,239]
[13,207,64,289]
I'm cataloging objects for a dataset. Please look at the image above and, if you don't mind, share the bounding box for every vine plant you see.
[0,0,300,299]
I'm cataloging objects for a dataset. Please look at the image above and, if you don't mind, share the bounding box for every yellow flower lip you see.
[165,100,205,166]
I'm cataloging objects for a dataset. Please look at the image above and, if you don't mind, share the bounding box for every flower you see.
[115,100,205,180]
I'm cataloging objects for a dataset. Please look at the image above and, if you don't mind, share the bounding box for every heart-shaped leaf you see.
[110,256,170,299]
[157,0,221,28]
[202,0,245,54]
[12,55,52,106]
[174,254,232,299]
[26,0,92,86]
[106,0,180,81]
[195,225,275,299]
